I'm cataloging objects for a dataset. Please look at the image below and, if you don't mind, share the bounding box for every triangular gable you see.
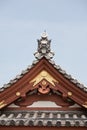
[0,57,87,110]
[0,32,87,110]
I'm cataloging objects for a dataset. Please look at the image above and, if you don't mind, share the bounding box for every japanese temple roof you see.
[0,32,87,93]
[0,32,87,128]
[0,110,87,127]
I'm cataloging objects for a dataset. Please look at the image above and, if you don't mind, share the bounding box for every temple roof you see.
[0,32,87,93]
[0,32,87,128]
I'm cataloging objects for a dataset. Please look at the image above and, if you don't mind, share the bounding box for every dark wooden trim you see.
[0,126,87,130]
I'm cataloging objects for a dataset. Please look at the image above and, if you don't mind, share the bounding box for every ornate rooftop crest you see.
[34,32,54,60]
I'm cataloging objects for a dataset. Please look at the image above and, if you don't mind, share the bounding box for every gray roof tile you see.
[0,110,87,127]
[64,74,72,79]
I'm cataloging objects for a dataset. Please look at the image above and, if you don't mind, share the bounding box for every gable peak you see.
[34,32,54,60]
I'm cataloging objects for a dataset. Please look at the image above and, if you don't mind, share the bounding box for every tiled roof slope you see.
[0,110,87,127]
[0,32,87,93]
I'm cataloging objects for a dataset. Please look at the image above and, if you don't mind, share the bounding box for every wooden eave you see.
[0,57,87,110]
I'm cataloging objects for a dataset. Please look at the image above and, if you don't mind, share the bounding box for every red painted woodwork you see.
[14,92,74,107]
[0,126,87,130]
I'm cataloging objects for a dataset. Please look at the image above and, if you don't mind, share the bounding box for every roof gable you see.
[0,58,87,110]
[0,32,87,110]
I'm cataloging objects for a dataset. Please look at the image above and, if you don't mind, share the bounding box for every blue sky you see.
[0,0,87,87]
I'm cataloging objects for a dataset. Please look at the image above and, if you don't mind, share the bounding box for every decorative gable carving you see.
[30,70,58,94]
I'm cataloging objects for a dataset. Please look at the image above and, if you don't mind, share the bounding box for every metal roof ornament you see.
[34,32,54,60]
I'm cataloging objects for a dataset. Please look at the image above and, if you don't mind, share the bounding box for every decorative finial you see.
[41,30,48,38]
[34,32,54,60]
